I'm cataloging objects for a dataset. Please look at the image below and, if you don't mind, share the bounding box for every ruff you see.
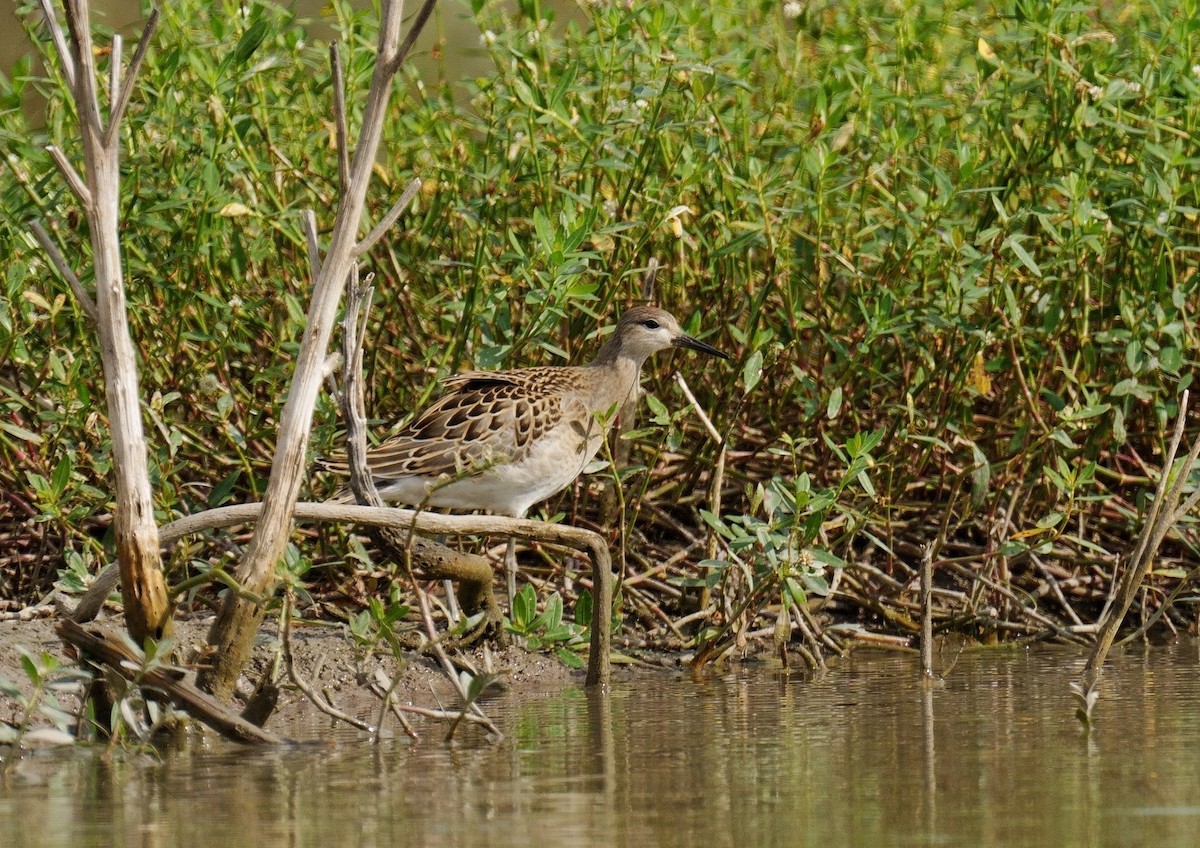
[322,305,727,517]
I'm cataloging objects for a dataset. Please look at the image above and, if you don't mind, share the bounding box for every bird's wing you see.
[323,369,572,479]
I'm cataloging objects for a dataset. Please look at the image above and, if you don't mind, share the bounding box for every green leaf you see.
[512,584,536,630]
[575,588,592,628]
[555,647,585,669]
[227,18,269,69]
[209,470,241,508]
[19,651,39,684]
[1005,235,1042,277]
[645,393,670,425]
[1111,378,1139,398]
[826,386,843,420]
[0,420,42,444]
[971,444,990,507]
[743,349,763,395]
[535,592,564,630]
[50,454,72,499]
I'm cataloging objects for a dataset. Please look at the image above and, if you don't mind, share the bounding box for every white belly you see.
[376,418,601,517]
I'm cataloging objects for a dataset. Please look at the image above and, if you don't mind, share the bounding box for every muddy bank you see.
[0,609,588,743]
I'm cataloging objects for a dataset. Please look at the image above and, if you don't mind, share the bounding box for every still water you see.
[2,643,1200,847]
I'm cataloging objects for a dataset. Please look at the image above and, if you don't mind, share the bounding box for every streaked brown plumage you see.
[320,305,727,518]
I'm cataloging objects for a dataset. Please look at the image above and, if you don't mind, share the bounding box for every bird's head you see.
[606,305,728,364]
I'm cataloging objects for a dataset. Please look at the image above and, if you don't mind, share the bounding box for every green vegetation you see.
[2,0,1199,664]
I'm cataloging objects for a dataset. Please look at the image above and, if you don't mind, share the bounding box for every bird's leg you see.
[505,537,518,611]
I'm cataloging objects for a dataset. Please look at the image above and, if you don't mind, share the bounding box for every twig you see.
[354,178,422,258]
[280,592,373,732]
[329,41,350,193]
[368,668,418,740]
[673,372,722,443]
[35,0,76,88]
[103,9,159,146]
[45,145,90,206]
[28,220,98,321]
[389,0,439,75]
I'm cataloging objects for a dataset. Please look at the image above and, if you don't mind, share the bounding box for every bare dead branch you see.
[43,0,171,645]
[29,220,98,322]
[77,500,613,683]
[56,618,286,744]
[354,178,422,258]
[45,145,91,206]
[62,0,103,133]
[391,0,440,75]
[200,0,424,702]
[104,8,161,147]
[330,41,350,193]
[35,0,76,88]
[108,34,120,106]
[1082,390,1199,694]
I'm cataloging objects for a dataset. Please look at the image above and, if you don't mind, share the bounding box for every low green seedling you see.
[506,584,591,669]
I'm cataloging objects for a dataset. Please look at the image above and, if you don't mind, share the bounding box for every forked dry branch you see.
[33,0,170,644]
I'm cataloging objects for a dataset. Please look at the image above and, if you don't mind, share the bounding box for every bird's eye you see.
[641,319,661,329]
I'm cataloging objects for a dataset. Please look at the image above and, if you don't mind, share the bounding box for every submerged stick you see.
[1076,391,1200,721]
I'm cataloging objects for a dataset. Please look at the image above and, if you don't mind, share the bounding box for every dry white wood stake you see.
[36,0,171,644]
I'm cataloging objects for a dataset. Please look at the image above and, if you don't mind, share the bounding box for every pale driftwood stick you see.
[75,501,614,684]
[330,42,350,193]
[354,178,422,258]
[673,372,722,444]
[395,703,499,726]
[919,545,934,678]
[45,145,90,206]
[41,0,171,645]
[103,9,159,147]
[1083,391,1198,687]
[28,220,98,322]
[55,618,286,744]
[35,0,76,88]
[200,0,428,702]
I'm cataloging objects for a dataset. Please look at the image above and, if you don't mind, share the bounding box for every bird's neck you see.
[589,331,627,367]
[586,345,646,415]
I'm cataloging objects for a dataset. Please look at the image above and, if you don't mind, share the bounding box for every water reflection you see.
[4,643,1200,847]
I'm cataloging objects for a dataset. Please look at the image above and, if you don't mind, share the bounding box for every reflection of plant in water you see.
[0,649,91,751]
[0,636,187,752]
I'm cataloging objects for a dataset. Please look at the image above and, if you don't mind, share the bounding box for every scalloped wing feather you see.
[338,368,582,480]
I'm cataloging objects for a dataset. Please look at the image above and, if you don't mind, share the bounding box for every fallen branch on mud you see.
[72,501,614,685]
[55,617,286,744]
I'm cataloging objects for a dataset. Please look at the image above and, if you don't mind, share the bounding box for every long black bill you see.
[674,333,729,360]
